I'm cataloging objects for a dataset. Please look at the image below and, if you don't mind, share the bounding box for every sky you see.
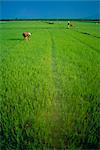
[0,1,99,19]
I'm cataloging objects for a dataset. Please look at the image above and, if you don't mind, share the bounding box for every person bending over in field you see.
[23,32,31,40]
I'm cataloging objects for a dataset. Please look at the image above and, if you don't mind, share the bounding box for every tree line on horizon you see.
[0,18,99,21]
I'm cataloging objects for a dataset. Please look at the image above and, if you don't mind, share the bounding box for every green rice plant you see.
[0,21,100,149]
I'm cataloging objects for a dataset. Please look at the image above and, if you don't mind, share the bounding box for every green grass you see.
[0,21,100,149]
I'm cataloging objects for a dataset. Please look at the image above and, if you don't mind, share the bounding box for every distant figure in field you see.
[23,32,31,40]
[67,21,75,29]
[67,21,70,29]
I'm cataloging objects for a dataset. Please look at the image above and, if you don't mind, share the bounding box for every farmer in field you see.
[67,21,75,29]
[67,21,70,29]
[23,32,31,40]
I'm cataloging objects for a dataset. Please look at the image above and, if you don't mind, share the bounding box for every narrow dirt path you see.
[47,30,65,149]
[50,34,61,101]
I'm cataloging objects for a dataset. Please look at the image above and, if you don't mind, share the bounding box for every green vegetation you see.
[0,21,100,149]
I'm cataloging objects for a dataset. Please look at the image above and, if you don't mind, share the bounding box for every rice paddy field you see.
[0,21,100,149]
